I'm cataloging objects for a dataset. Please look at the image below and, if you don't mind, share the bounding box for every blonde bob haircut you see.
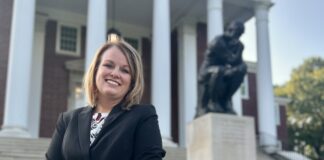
[83,40,144,110]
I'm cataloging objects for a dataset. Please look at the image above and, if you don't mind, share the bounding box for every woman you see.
[46,39,166,160]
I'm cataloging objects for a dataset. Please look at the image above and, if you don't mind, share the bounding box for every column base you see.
[0,126,31,138]
[259,133,279,154]
[261,145,279,154]
[162,137,178,147]
[187,113,257,160]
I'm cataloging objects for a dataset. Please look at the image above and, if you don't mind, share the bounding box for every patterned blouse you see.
[90,112,109,145]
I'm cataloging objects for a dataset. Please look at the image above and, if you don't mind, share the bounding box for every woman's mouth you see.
[105,79,120,86]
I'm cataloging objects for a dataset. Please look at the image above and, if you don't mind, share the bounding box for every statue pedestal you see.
[187,113,256,160]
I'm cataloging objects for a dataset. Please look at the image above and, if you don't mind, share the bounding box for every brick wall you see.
[171,29,179,143]
[0,0,13,126]
[39,20,86,137]
[242,72,259,135]
[140,37,152,104]
[196,23,207,70]
[277,105,289,150]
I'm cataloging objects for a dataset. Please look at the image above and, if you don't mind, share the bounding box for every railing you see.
[256,133,311,160]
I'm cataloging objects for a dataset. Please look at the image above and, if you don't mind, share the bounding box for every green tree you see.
[274,57,324,160]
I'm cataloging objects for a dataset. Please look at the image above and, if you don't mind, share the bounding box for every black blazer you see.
[46,104,166,160]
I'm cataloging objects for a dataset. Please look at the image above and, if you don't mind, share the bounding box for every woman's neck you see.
[95,97,121,113]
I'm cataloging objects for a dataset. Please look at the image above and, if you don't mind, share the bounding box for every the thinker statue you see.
[195,21,247,118]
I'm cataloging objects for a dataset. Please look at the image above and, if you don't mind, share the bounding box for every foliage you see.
[274,57,324,160]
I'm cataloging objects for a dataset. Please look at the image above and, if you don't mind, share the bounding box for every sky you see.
[241,0,324,85]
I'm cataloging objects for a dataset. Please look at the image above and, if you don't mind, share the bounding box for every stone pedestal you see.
[187,113,256,160]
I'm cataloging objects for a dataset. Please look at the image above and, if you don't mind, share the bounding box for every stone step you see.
[0,137,50,144]
[0,145,48,150]
[164,146,187,160]
[0,138,186,160]
[0,138,48,160]
[0,152,44,157]
[0,148,46,155]
[0,154,43,160]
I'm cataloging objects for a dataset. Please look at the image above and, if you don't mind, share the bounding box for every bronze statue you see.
[195,21,247,118]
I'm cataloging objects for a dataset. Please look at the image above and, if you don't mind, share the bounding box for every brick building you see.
[0,0,288,153]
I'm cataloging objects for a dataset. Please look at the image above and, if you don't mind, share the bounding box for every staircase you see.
[0,137,186,160]
[0,137,49,160]
[164,146,186,160]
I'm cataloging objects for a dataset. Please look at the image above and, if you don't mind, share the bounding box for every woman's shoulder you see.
[61,106,92,120]
[128,104,157,117]
[130,104,156,111]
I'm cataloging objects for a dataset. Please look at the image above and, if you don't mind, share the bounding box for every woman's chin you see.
[101,90,121,99]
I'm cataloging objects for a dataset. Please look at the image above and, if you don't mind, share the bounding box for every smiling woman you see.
[94,45,133,112]
[46,39,166,160]
[84,40,145,111]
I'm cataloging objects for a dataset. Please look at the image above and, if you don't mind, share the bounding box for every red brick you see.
[39,20,86,137]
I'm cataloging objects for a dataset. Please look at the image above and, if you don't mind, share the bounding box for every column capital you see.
[253,0,274,11]
[254,0,273,22]
[208,0,223,10]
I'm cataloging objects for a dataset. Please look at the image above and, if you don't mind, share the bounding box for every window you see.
[56,23,81,57]
[240,75,249,99]
[124,37,139,51]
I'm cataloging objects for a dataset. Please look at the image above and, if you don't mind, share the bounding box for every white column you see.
[152,0,174,146]
[254,0,277,153]
[85,0,107,71]
[28,16,47,138]
[178,22,197,147]
[0,0,36,137]
[207,0,223,42]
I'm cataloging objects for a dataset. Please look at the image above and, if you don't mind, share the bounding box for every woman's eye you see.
[121,68,130,74]
[104,64,113,68]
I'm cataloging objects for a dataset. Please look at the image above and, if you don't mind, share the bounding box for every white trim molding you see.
[241,75,250,100]
[55,22,82,57]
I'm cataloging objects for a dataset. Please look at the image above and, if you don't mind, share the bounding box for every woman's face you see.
[95,46,132,102]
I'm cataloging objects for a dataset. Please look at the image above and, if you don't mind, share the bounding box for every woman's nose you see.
[110,67,120,78]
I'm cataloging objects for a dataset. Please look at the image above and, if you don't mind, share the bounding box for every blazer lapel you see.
[78,107,93,158]
[103,104,126,128]
[90,104,126,147]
